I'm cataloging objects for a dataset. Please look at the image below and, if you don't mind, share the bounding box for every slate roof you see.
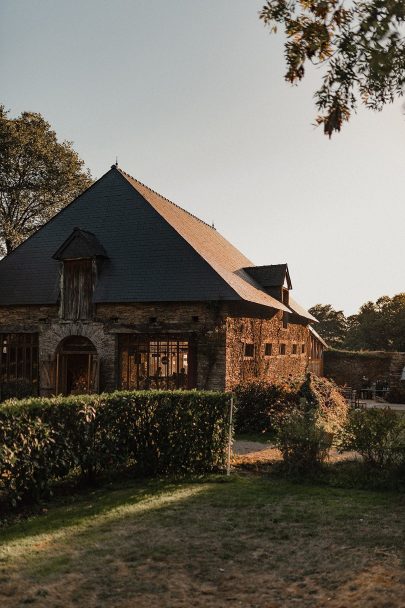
[53,228,108,260]
[244,264,292,289]
[0,166,314,320]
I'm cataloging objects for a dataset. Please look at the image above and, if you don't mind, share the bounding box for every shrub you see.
[0,390,231,508]
[274,403,333,474]
[234,373,348,437]
[233,380,298,434]
[0,378,37,401]
[338,407,405,469]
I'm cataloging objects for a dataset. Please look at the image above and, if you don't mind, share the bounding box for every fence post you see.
[226,394,234,476]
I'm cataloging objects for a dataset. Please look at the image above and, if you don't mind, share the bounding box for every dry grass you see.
[0,472,404,608]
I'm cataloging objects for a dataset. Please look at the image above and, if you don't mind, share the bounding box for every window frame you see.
[243,343,255,358]
[0,333,39,396]
[118,334,196,390]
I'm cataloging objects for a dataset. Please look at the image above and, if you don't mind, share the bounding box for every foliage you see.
[338,407,405,469]
[260,1,405,136]
[308,304,348,347]
[274,405,333,473]
[0,106,92,255]
[386,386,405,404]
[234,379,298,434]
[0,378,37,401]
[310,293,405,351]
[345,293,405,351]
[234,373,348,436]
[0,390,230,508]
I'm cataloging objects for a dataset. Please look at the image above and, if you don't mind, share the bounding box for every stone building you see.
[0,165,325,398]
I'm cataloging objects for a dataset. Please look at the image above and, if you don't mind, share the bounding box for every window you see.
[302,343,305,354]
[279,343,286,355]
[119,335,195,390]
[244,343,255,358]
[62,259,94,320]
[292,344,297,355]
[192,316,199,323]
[264,343,272,356]
[0,333,39,397]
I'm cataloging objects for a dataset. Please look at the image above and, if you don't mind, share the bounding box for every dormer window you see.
[53,228,107,321]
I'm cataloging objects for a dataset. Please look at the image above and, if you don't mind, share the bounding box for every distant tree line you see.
[309,294,405,352]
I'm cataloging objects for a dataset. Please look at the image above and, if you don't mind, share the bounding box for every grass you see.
[1,474,404,607]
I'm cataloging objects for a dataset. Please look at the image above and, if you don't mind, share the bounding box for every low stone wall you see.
[324,349,405,392]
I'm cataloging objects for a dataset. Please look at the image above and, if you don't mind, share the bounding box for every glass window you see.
[0,333,39,399]
[119,335,193,390]
[279,343,286,355]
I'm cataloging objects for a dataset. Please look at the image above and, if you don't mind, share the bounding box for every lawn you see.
[1,474,404,608]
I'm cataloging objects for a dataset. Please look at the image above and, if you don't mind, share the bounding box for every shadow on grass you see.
[2,470,404,549]
[1,473,405,608]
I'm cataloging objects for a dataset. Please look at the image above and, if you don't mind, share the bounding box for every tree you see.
[344,293,405,351]
[260,1,405,136]
[308,303,348,347]
[0,106,92,255]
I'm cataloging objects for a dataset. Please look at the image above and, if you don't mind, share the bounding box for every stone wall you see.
[0,302,227,394]
[225,312,311,389]
[0,302,321,396]
[323,350,405,391]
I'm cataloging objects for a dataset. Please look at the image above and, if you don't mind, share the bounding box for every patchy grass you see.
[0,475,404,608]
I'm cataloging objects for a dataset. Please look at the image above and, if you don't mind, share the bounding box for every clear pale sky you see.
[1,0,404,315]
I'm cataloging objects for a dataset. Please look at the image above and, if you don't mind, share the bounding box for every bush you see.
[233,380,298,434]
[234,373,348,437]
[0,390,231,508]
[274,403,333,474]
[338,407,405,469]
[234,374,347,474]
[0,378,37,401]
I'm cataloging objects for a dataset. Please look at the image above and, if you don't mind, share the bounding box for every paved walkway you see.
[362,400,405,412]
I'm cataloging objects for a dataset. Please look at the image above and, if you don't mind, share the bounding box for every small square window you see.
[192,315,199,323]
[264,343,272,356]
[244,343,254,357]
[292,344,297,355]
[279,343,286,355]
[149,316,157,324]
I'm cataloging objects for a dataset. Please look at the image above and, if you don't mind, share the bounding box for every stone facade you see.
[0,301,319,397]
[225,311,310,388]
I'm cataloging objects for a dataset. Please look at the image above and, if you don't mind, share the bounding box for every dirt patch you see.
[232,440,359,468]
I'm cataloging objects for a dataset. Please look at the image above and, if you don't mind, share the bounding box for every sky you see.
[1,0,404,315]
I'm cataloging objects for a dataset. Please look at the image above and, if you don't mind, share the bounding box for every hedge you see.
[0,390,231,508]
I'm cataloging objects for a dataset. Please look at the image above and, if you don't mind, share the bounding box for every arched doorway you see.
[56,336,99,395]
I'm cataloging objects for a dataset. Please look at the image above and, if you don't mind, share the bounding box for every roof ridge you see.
[117,167,216,230]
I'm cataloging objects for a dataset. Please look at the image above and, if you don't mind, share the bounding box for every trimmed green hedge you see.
[0,390,231,508]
